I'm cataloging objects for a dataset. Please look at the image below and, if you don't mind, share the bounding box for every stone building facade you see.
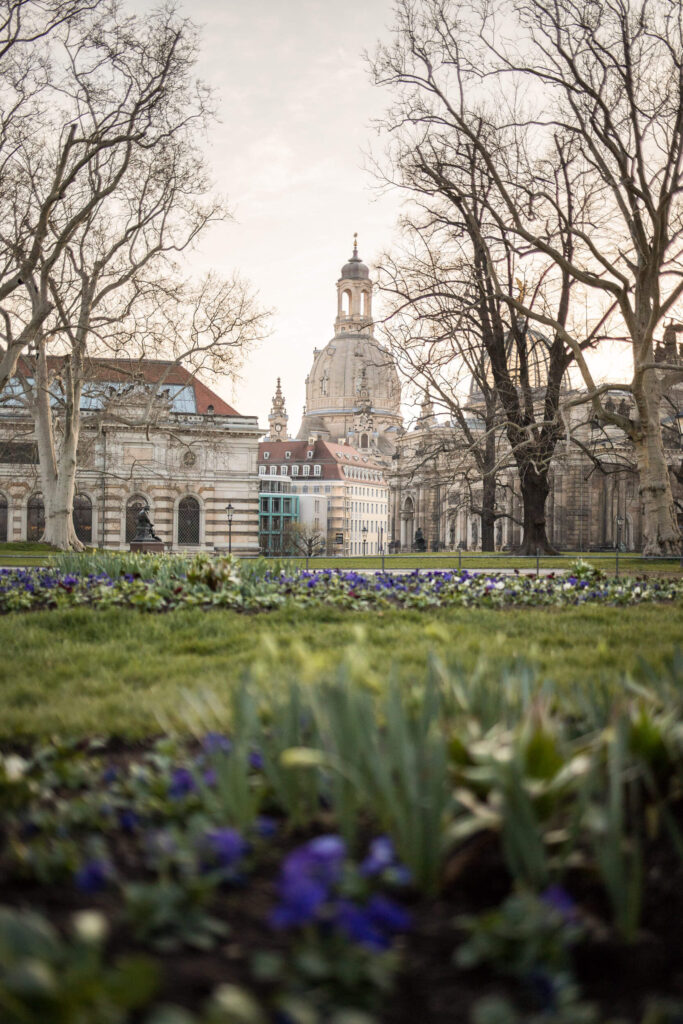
[258,436,389,556]
[0,359,261,553]
[270,237,683,554]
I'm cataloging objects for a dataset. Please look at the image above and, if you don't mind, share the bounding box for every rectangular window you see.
[283,499,291,514]
[292,465,299,476]
[0,441,38,464]
[313,464,321,476]
[258,465,266,476]
[272,516,281,531]
[269,465,277,475]
[303,465,310,476]
[272,498,281,513]
[281,464,288,474]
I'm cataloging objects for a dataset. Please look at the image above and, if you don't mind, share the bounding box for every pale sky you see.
[174,0,403,431]
[151,0,630,432]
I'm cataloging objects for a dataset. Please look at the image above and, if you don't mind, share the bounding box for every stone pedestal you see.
[130,540,165,554]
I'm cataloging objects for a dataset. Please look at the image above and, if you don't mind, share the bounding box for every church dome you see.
[306,335,401,418]
[340,234,370,280]
[340,254,370,280]
[297,235,403,450]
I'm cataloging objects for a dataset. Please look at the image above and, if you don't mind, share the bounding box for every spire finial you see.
[353,231,358,257]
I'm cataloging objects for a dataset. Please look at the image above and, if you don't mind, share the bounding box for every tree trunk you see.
[515,467,558,555]
[481,473,496,551]
[33,350,84,552]
[633,367,681,556]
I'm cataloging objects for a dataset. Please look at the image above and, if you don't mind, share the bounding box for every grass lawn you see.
[1,601,682,741]
[0,541,57,566]
[1,543,681,574]
[287,551,683,574]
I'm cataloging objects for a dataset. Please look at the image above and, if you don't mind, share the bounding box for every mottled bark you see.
[33,348,84,551]
[633,366,680,556]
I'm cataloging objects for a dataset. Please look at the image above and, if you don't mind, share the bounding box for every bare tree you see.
[5,3,269,549]
[375,167,584,553]
[380,245,512,549]
[283,520,327,559]
[371,0,683,555]
[0,1,209,389]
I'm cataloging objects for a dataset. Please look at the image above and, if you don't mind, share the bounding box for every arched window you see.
[126,494,147,543]
[360,434,368,449]
[73,494,92,545]
[177,496,200,545]
[342,289,351,314]
[27,494,45,541]
[0,493,7,542]
[361,290,369,316]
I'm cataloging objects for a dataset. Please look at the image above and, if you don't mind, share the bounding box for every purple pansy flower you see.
[168,767,196,799]
[74,858,112,893]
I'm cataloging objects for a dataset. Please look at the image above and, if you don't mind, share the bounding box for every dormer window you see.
[285,451,291,459]
[307,450,313,458]
[263,452,270,460]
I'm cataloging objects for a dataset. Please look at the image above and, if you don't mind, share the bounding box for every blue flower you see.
[203,827,248,868]
[360,836,396,876]
[102,766,118,785]
[168,767,196,799]
[249,749,264,771]
[119,809,140,832]
[334,899,388,950]
[270,876,328,928]
[254,815,278,838]
[201,732,232,755]
[366,894,411,933]
[74,858,112,893]
[541,884,577,923]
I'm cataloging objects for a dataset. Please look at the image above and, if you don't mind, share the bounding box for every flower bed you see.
[0,554,681,614]
[2,656,683,1023]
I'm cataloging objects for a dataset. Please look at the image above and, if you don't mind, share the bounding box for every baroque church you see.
[268,237,683,553]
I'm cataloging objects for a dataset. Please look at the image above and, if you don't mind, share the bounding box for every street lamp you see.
[362,524,368,556]
[225,503,234,554]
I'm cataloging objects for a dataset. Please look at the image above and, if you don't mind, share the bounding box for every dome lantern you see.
[336,233,373,335]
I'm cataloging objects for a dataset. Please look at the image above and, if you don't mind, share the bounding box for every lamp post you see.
[616,514,624,550]
[225,503,234,554]
[362,524,368,556]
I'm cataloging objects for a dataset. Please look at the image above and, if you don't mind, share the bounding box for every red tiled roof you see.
[16,356,239,416]
[258,438,386,481]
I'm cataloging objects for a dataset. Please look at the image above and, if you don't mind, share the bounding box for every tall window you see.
[0,494,7,542]
[177,496,200,545]
[126,494,147,543]
[27,494,45,541]
[73,494,92,545]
